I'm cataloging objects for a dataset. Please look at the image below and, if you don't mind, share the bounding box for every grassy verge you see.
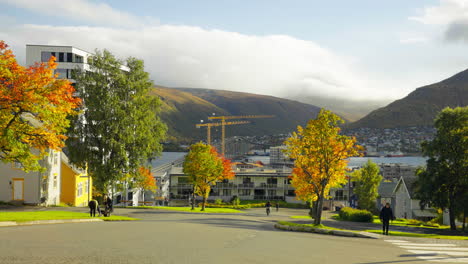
[277,221,342,231]
[365,230,468,240]
[119,206,244,213]
[332,214,450,230]
[0,211,137,222]
[240,200,308,209]
[290,215,312,219]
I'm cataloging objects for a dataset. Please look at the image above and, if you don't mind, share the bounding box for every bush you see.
[214,199,223,205]
[407,219,423,226]
[230,196,240,206]
[338,207,373,222]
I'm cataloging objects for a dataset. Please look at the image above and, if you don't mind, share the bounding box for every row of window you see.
[41,51,84,63]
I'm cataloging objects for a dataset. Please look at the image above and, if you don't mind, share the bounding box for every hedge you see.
[338,207,373,222]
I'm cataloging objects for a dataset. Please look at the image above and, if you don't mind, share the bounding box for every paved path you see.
[0,207,465,263]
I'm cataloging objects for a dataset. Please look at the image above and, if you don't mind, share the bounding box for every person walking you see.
[103,195,113,216]
[88,199,100,217]
[275,202,279,212]
[380,203,394,235]
[265,201,272,216]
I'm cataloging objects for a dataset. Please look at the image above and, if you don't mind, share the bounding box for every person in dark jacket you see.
[380,203,394,235]
[275,202,279,212]
[88,199,100,217]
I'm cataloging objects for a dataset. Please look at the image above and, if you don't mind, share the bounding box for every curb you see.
[0,218,103,227]
[274,223,380,239]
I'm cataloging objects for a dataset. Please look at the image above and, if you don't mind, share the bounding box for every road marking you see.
[385,239,468,263]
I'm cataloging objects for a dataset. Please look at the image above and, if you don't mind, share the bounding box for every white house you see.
[0,150,61,205]
[393,176,437,220]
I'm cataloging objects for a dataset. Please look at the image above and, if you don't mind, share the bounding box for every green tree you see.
[182,142,234,211]
[66,50,166,192]
[352,159,382,212]
[415,106,468,230]
[284,109,362,225]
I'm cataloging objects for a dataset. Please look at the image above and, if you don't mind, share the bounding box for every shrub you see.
[230,196,240,206]
[214,199,223,205]
[338,207,373,222]
[407,219,422,225]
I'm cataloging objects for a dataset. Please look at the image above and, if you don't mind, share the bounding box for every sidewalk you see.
[0,218,102,227]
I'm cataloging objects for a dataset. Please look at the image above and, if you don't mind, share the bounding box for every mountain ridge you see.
[349,68,468,128]
[150,86,322,141]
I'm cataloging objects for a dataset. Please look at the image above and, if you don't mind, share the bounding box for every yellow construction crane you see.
[207,115,275,155]
[196,120,250,146]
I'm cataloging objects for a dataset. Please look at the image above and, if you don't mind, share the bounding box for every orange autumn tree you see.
[135,167,157,203]
[183,142,235,211]
[284,109,362,225]
[0,41,81,172]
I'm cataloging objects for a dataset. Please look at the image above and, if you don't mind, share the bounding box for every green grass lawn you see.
[0,211,138,222]
[121,206,244,213]
[365,230,468,240]
[277,221,342,231]
[290,215,312,219]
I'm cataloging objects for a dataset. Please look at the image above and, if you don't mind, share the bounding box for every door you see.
[13,178,24,200]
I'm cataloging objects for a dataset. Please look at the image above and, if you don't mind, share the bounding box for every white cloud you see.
[0,0,150,27]
[410,0,468,43]
[1,23,400,101]
[409,0,468,25]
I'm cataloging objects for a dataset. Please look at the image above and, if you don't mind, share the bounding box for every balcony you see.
[238,183,254,188]
[259,183,279,189]
[213,183,236,189]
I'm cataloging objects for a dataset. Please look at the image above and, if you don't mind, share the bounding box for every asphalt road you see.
[0,208,465,264]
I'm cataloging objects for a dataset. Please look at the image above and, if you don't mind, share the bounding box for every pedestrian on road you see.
[275,202,279,212]
[265,201,272,216]
[380,203,394,235]
[88,199,100,217]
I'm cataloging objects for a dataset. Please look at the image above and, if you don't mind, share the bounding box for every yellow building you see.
[60,154,91,207]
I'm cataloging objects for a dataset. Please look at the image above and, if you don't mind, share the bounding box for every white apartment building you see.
[26,44,129,82]
[26,45,93,81]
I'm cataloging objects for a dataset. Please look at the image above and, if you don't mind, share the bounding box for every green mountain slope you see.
[349,69,468,128]
[150,87,321,140]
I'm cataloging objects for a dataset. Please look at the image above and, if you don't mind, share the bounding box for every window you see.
[240,189,250,196]
[267,190,275,197]
[267,178,277,184]
[13,162,23,169]
[242,178,251,184]
[41,51,55,62]
[55,69,68,79]
[66,52,73,62]
[77,182,83,197]
[53,175,57,188]
[84,180,88,194]
[53,153,58,165]
[178,177,189,184]
[58,52,64,62]
[74,54,83,63]
[222,189,231,196]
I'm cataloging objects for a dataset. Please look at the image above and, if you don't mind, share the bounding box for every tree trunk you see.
[463,209,466,232]
[314,195,325,225]
[449,205,457,231]
[201,195,207,211]
[191,190,195,210]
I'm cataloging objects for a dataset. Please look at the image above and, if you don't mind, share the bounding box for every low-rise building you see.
[0,150,61,205]
[60,154,91,207]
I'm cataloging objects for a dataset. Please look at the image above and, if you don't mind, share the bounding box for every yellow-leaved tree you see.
[183,142,234,211]
[284,109,362,225]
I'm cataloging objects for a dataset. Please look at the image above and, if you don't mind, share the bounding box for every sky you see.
[1,0,468,102]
